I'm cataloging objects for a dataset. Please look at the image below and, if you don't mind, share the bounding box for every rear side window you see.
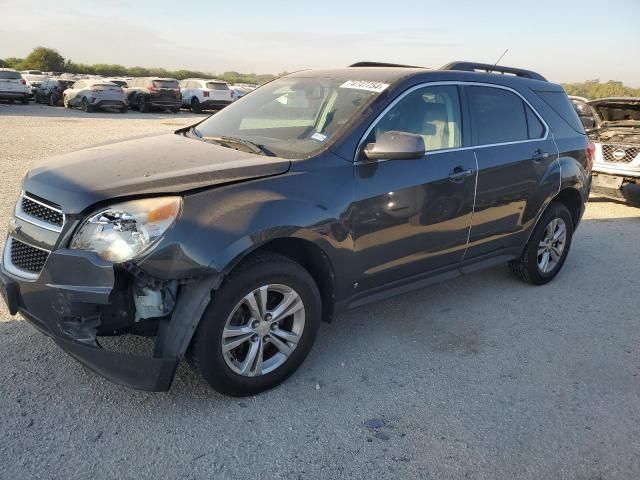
[207,82,229,90]
[468,86,532,145]
[0,71,22,80]
[153,80,179,89]
[535,90,585,134]
[525,105,545,139]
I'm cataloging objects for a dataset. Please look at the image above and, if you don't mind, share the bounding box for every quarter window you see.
[468,86,542,145]
[371,85,463,152]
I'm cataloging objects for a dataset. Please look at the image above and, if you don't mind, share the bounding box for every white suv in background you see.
[179,78,234,112]
[0,69,30,104]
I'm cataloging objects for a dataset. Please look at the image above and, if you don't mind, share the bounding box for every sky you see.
[1,0,639,86]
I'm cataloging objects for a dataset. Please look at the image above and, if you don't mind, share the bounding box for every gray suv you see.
[0,62,591,396]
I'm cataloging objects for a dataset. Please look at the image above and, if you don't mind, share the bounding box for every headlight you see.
[70,197,182,263]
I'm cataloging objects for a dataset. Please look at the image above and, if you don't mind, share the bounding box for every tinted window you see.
[371,85,463,151]
[0,71,22,80]
[207,82,230,90]
[535,90,585,133]
[525,104,545,139]
[153,80,179,88]
[468,86,529,145]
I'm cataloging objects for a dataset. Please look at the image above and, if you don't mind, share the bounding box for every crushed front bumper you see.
[0,248,180,391]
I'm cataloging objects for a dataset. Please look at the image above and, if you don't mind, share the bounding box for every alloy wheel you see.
[537,217,567,273]
[221,284,305,377]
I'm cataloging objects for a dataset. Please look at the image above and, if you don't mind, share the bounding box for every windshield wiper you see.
[197,133,274,156]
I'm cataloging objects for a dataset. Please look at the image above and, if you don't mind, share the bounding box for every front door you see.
[352,84,476,291]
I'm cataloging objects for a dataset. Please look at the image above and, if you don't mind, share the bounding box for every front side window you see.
[468,86,541,145]
[369,85,463,152]
[192,77,384,159]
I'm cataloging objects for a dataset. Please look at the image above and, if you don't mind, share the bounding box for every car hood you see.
[23,133,291,213]
[588,97,640,126]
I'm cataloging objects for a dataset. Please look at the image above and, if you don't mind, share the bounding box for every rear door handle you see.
[448,167,474,183]
[532,149,550,162]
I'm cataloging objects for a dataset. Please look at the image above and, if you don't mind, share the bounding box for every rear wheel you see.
[170,106,179,114]
[190,97,201,113]
[187,253,321,397]
[48,93,55,106]
[509,202,574,285]
[119,106,128,113]
[21,97,28,105]
[81,97,93,112]
[138,96,150,113]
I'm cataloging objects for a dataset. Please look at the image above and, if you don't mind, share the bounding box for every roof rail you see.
[440,61,547,82]
[349,61,424,69]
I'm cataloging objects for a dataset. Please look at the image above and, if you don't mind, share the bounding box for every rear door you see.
[352,84,477,291]
[463,84,558,260]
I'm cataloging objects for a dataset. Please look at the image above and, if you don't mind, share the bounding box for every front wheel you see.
[138,96,150,113]
[509,202,574,285]
[82,97,93,112]
[187,253,321,397]
[190,97,201,113]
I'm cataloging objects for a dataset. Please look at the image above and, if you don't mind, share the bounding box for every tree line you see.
[0,47,278,85]
[2,47,639,96]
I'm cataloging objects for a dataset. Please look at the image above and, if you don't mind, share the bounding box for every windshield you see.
[153,80,179,89]
[24,74,48,83]
[0,71,22,80]
[192,77,384,159]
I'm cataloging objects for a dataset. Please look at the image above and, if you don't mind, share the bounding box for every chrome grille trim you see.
[601,144,639,164]
[14,191,65,233]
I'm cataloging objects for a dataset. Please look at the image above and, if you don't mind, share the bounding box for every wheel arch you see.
[224,236,337,323]
[552,187,584,229]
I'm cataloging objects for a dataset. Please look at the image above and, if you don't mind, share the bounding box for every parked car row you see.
[0,68,256,114]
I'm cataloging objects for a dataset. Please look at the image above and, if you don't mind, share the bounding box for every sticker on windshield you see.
[339,80,390,93]
[311,132,328,142]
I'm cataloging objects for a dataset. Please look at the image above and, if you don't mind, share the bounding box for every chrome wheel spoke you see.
[269,334,294,356]
[272,328,301,345]
[222,332,254,352]
[223,324,253,339]
[244,290,263,321]
[553,223,566,241]
[539,251,550,272]
[240,339,263,376]
[271,291,303,322]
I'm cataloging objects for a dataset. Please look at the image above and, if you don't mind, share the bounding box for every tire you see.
[119,106,128,113]
[81,97,93,112]
[138,96,149,113]
[170,106,179,114]
[509,202,574,285]
[190,97,201,113]
[187,253,322,397]
[48,94,55,107]
[21,98,28,105]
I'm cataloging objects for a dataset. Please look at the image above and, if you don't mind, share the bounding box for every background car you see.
[229,85,253,101]
[22,73,49,99]
[179,78,234,112]
[34,77,75,106]
[569,95,597,129]
[63,79,128,113]
[0,68,30,104]
[123,77,181,113]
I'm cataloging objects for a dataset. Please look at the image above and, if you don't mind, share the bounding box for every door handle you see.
[532,149,550,162]
[448,167,474,183]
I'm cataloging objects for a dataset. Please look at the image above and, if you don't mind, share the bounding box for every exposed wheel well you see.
[238,238,336,323]
[552,188,583,228]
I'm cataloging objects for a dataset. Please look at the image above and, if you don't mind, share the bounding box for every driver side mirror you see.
[363,131,425,161]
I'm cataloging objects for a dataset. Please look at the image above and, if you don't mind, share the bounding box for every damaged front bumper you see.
[0,246,218,392]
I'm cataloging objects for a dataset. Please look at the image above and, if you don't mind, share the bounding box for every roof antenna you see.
[494,49,509,65]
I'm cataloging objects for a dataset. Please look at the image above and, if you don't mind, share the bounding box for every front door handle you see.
[448,167,474,183]
[532,149,550,162]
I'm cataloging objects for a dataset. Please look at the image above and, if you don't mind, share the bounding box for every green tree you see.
[2,57,24,69]
[20,47,65,71]
[562,80,640,99]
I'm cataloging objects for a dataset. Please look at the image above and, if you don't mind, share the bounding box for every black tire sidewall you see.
[190,258,321,396]
[525,203,574,284]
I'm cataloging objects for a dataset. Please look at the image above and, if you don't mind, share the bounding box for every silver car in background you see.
[63,79,128,113]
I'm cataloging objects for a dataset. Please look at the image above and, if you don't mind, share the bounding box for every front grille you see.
[10,238,49,274]
[20,195,63,227]
[602,144,639,164]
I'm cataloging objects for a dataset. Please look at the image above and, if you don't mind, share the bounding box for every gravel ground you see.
[1,103,639,480]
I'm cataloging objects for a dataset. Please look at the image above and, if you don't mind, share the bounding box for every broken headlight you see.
[70,197,182,263]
